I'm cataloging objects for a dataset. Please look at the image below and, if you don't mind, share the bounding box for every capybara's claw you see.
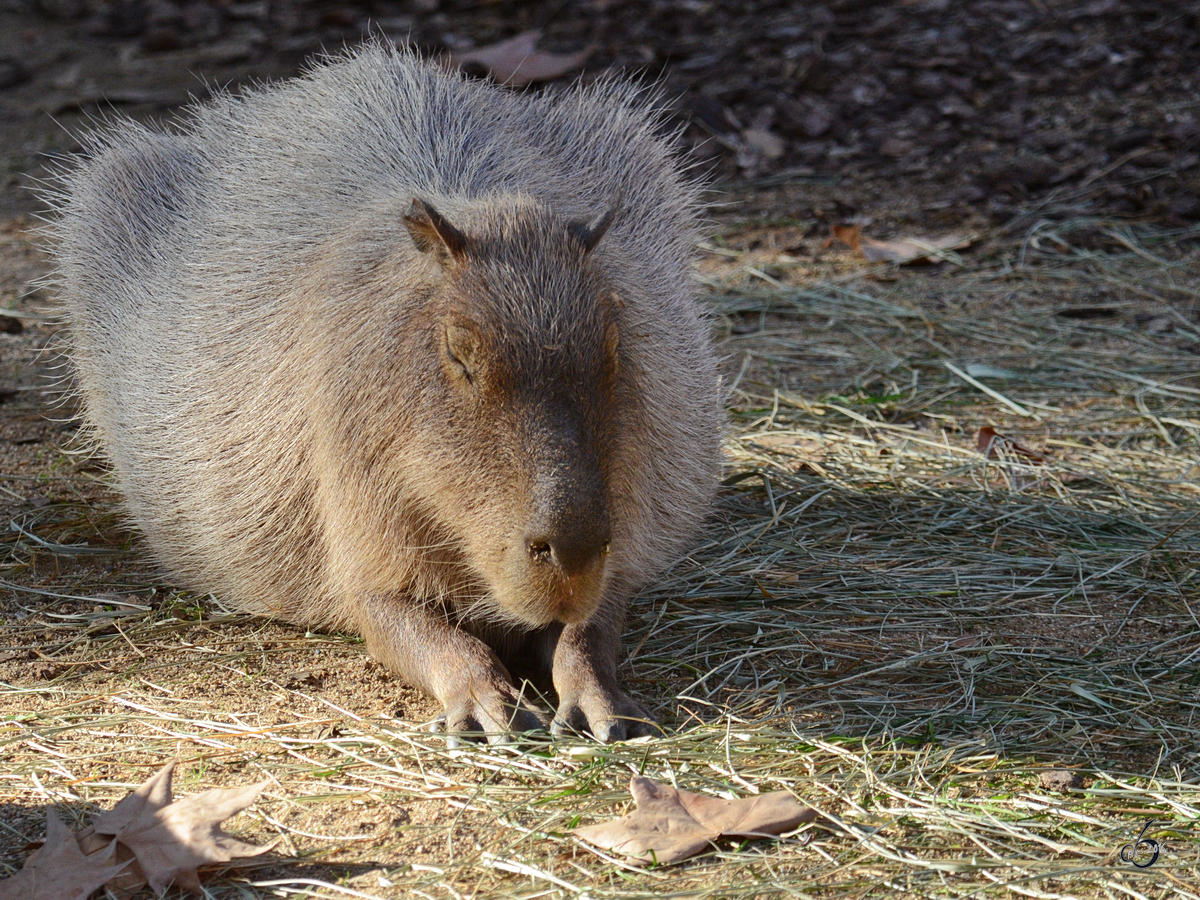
[552,691,660,743]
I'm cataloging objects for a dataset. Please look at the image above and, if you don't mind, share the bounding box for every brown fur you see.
[46,43,721,741]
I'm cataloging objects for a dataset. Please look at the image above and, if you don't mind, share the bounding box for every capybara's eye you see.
[444,324,478,383]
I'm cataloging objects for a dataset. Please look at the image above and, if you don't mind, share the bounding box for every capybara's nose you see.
[525,527,611,577]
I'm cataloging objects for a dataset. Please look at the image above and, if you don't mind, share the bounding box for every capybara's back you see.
[50,42,721,741]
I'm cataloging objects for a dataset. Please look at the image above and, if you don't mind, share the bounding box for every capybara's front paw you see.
[433,681,550,746]
[551,689,659,742]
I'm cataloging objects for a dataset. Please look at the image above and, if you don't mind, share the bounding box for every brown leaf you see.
[828,223,863,254]
[572,776,817,866]
[76,827,145,898]
[830,225,973,264]
[976,425,1044,463]
[976,425,999,455]
[91,761,272,894]
[0,812,128,900]
[453,30,594,87]
[674,784,817,837]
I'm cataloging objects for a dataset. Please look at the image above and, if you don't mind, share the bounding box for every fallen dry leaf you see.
[0,811,128,900]
[75,828,145,899]
[976,425,1044,463]
[572,776,817,865]
[0,762,273,899]
[830,224,973,264]
[453,30,594,86]
[91,760,272,894]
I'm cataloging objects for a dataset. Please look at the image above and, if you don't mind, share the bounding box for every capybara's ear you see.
[404,198,470,261]
[567,205,616,255]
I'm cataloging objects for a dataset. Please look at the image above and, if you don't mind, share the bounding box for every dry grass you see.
[3,213,1200,898]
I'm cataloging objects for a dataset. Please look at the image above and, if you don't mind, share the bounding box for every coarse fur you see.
[46,41,721,740]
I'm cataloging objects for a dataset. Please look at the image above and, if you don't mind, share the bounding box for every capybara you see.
[48,42,721,741]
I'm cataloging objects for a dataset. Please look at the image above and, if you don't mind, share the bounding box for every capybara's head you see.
[398,196,627,628]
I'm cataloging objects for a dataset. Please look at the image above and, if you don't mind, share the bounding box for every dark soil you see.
[1,0,1197,228]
